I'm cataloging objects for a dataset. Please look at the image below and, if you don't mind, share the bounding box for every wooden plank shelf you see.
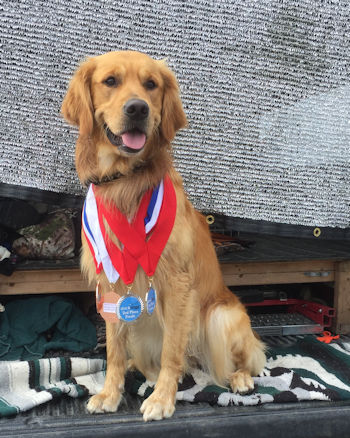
[0,269,92,295]
[1,259,336,296]
[221,260,335,286]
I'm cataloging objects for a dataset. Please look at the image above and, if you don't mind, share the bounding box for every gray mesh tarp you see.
[1,0,349,227]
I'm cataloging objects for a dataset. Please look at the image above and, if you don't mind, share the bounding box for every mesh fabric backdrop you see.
[1,0,349,227]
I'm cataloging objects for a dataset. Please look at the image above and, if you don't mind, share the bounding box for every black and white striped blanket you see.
[1,336,350,416]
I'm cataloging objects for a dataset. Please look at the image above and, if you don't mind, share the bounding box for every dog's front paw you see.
[87,391,122,414]
[140,392,175,421]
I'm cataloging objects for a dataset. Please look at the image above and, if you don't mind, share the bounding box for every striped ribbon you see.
[82,177,175,285]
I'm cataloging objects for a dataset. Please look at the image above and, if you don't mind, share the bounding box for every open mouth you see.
[105,125,147,154]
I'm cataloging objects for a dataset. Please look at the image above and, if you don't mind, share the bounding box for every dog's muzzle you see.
[105,99,149,154]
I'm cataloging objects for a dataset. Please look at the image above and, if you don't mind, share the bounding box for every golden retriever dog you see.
[61,50,265,421]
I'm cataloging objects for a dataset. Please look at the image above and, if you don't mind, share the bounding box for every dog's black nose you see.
[123,99,149,121]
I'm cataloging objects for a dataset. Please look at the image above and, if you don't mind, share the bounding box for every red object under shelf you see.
[246,299,335,328]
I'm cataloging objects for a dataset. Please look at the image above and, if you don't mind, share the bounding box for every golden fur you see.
[61,50,266,421]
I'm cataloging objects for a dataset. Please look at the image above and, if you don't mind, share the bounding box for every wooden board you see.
[0,260,335,295]
[220,260,335,286]
[0,269,93,295]
[333,261,350,334]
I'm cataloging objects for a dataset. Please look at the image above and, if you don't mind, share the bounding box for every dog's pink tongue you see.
[121,131,146,150]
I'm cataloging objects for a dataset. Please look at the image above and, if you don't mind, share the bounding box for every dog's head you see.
[61,51,187,183]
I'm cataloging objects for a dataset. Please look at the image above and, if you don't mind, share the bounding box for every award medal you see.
[83,176,176,324]
[145,281,157,316]
[116,286,144,323]
[95,282,103,313]
[99,289,121,324]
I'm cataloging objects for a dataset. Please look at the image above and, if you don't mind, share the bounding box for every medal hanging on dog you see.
[116,285,144,323]
[97,283,121,324]
[95,282,103,313]
[145,278,157,316]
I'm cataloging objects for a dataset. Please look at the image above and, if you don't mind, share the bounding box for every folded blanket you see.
[0,296,97,360]
[1,336,350,417]
[0,357,105,416]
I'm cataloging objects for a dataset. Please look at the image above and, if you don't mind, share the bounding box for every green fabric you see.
[0,296,97,360]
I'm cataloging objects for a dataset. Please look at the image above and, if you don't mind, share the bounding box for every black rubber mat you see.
[2,395,350,438]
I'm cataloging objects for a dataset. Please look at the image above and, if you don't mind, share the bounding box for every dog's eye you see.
[144,80,157,90]
[103,76,118,87]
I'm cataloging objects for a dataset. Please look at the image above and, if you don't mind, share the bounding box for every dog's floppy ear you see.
[159,61,187,143]
[61,58,95,136]
[62,58,97,184]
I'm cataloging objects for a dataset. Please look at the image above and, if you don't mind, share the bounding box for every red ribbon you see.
[94,175,177,285]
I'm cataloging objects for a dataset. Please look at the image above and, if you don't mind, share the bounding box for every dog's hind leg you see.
[87,320,127,413]
[140,274,197,421]
[229,324,266,394]
[206,301,266,393]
